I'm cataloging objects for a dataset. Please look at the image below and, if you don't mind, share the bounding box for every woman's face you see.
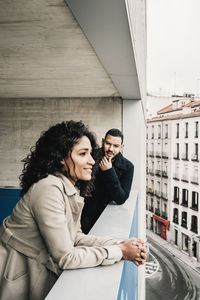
[64,136,95,185]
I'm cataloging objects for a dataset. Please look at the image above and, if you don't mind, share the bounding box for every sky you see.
[147,0,200,97]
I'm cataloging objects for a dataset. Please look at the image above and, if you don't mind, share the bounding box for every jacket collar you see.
[56,173,79,197]
[112,152,126,170]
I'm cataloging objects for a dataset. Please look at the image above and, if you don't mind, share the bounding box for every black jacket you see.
[81,151,134,234]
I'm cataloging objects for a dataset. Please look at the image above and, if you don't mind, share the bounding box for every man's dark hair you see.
[105,128,123,143]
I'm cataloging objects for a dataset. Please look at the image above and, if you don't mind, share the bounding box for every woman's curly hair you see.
[19,120,99,197]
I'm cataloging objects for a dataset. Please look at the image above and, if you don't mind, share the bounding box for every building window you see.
[182,189,188,207]
[191,215,198,233]
[173,186,179,203]
[185,122,188,138]
[158,125,161,139]
[165,124,168,138]
[191,166,199,185]
[181,211,187,228]
[176,123,179,138]
[191,143,199,161]
[152,126,154,139]
[195,121,199,138]
[174,143,179,159]
[191,191,198,210]
[173,208,179,224]
[182,143,188,160]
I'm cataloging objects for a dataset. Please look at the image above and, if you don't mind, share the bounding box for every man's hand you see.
[99,156,112,171]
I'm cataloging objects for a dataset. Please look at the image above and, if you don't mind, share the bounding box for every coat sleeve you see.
[100,163,134,205]
[30,183,122,270]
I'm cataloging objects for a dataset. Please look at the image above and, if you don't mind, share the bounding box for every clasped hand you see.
[118,237,147,266]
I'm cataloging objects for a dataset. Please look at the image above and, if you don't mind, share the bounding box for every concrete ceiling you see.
[0,0,141,99]
[65,0,141,100]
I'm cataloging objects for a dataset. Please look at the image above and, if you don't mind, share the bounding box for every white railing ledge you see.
[45,189,138,300]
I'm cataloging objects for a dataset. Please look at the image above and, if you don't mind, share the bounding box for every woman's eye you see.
[80,152,86,156]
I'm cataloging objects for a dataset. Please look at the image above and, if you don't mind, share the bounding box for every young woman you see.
[0,120,146,300]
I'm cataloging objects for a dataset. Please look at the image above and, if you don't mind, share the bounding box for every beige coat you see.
[0,174,122,300]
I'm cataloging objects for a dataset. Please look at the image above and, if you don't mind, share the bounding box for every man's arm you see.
[100,158,134,205]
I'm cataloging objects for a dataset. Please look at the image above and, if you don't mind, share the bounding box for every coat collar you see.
[56,173,79,197]
[113,152,126,170]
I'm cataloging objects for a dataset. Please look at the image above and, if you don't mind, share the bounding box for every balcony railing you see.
[173,217,178,224]
[148,169,154,176]
[191,226,198,233]
[152,134,154,139]
[155,151,162,158]
[162,152,169,159]
[149,151,154,157]
[155,208,160,216]
[154,190,161,198]
[155,169,161,177]
[173,198,179,204]
[173,173,180,180]
[149,206,154,212]
[191,154,199,162]
[161,192,168,200]
[181,174,189,182]
[173,152,180,160]
[181,222,187,229]
[191,176,199,185]
[190,204,198,211]
[162,171,168,178]
[181,153,189,161]
[165,133,168,139]
[181,201,188,207]
[147,187,154,195]
[161,211,168,220]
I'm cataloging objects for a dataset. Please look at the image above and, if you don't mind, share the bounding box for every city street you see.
[146,236,200,300]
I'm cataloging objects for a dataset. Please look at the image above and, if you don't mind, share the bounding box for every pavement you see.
[146,229,200,276]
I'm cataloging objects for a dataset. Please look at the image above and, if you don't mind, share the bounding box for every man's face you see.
[102,134,124,160]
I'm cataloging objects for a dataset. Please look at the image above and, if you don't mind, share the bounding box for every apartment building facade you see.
[146,96,200,262]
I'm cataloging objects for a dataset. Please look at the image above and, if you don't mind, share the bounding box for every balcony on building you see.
[155,169,161,177]
[148,205,154,212]
[147,187,154,196]
[181,174,189,183]
[161,211,168,220]
[181,153,189,161]
[190,204,198,211]
[162,170,168,178]
[181,220,187,229]
[181,201,188,208]
[173,173,180,180]
[149,151,154,157]
[173,197,179,204]
[148,168,154,176]
[155,151,162,158]
[191,154,199,162]
[162,152,169,159]
[191,176,199,185]
[173,216,179,224]
[154,190,161,198]
[155,208,160,216]
[173,152,180,160]
[161,192,168,201]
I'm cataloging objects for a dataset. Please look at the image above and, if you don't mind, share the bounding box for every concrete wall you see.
[0,97,122,187]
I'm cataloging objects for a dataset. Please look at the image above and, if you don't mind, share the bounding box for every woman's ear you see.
[60,159,65,165]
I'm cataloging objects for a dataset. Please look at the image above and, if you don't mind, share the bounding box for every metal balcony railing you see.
[154,190,161,198]
[181,201,188,207]
[162,152,169,159]
[173,198,179,204]
[181,153,189,161]
[181,174,189,182]
[191,176,199,185]
[191,226,198,233]
[149,151,154,157]
[155,169,161,177]
[162,171,168,178]
[155,151,161,158]
[161,192,168,200]
[191,154,199,161]
[173,173,179,180]
[190,204,198,211]
[173,152,180,160]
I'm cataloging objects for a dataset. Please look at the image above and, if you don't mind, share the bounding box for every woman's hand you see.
[118,237,147,266]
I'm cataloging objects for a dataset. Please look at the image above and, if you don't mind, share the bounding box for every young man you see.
[81,128,134,234]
